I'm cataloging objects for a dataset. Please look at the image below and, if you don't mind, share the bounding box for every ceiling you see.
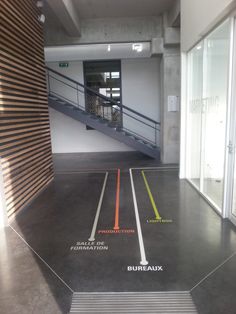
[71,0,176,19]
[44,42,151,62]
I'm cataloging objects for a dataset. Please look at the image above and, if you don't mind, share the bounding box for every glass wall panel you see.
[186,44,203,188]
[232,157,236,218]
[186,19,231,213]
[201,20,231,209]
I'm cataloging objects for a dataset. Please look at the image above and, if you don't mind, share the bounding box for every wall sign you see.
[59,62,69,68]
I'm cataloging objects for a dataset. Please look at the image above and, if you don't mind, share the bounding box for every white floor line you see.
[55,169,117,174]
[190,251,236,292]
[8,224,74,293]
[55,171,108,174]
[129,168,148,266]
[131,166,179,171]
[88,172,109,242]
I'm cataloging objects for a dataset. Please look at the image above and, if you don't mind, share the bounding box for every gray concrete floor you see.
[1,152,236,313]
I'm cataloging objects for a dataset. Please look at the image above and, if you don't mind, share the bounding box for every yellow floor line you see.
[141,170,161,220]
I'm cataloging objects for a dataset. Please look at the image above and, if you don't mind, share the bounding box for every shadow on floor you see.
[0,226,72,314]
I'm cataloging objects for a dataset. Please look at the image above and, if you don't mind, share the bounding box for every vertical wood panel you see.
[0,0,54,218]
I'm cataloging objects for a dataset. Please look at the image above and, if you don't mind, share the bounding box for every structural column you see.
[160,49,181,164]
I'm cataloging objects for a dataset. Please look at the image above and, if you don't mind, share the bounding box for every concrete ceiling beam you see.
[46,0,81,37]
[167,0,180,27]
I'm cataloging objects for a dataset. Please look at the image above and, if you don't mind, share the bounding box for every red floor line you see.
[113,169,120,230]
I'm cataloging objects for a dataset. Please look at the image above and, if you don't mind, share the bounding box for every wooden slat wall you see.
[0,0,54,218]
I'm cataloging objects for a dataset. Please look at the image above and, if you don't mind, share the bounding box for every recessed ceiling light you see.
[132,43,143,53]
[38,14,45,23]
[107,45,111,52]
[196,45,202,50]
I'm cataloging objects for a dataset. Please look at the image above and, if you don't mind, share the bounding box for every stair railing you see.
[46,67,161,146]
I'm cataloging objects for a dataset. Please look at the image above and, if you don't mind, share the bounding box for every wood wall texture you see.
[0,0,54,218]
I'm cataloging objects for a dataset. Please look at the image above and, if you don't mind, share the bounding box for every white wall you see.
[181,0,236,51]
[47,61,85,109]
[49,108,133,153]
[121,58,161,145]
[47,57,161,153]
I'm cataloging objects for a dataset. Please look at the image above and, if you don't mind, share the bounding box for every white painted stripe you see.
[55,171,110,174]
[129,168,148,266]
[55,169,117,174]
[9,225,74,293]
[130,166,179,171]
[88,172,109,241]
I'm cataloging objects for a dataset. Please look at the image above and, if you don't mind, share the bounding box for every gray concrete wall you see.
[44,16,162,46]
[161,48,180,164]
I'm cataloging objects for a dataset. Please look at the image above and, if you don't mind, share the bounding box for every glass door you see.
[83,60,122,126]
[231,160,236,223]
[186,43,203,189]
[228,18,236,225]
[201,20,231,210]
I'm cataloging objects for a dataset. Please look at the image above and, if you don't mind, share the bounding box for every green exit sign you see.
[59,62,69,68]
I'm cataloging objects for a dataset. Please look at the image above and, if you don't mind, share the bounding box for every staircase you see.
[46,67,160,159]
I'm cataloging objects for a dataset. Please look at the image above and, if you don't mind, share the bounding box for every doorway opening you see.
[83,60,122,129]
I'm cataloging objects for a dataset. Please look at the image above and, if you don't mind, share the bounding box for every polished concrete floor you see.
[191,178,223,209]
[1,152,236,313]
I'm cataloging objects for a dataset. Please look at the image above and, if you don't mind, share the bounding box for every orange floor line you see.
[113,169,120,230]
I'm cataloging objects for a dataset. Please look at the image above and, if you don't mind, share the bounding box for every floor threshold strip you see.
[70,291,198,313]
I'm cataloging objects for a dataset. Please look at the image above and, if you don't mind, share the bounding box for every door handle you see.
[228,141,235,154]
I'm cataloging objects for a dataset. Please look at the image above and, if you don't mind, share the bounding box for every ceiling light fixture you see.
[38,14,46,23]
[107,44,111,52]
[196,45,202,50]
[132,43,143,53]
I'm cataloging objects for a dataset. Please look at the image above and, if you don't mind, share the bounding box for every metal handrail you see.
[46,66,160,146]
[46,66,160,126]
[48,74,159,133]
